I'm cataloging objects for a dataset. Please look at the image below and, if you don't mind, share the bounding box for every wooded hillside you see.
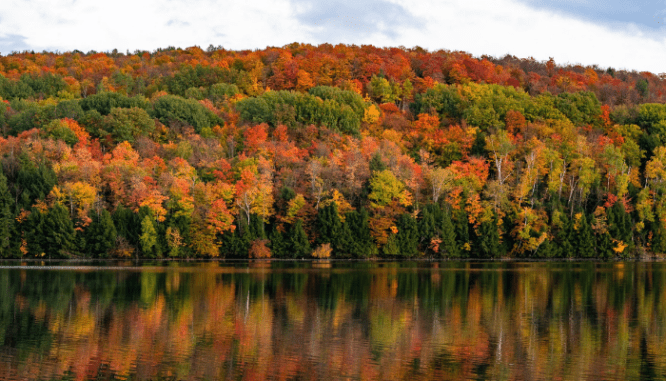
[0,43,664,258]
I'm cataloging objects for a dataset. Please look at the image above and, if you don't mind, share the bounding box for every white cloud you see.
[0,0,309,52]
[0,0,665,73]
[382,0,666,72]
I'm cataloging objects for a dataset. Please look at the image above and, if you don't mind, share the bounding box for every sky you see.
[0,0,665,73]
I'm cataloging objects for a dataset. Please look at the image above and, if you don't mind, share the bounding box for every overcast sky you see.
[0,0,665,73]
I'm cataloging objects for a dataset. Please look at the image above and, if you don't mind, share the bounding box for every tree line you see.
[0,43,664,258]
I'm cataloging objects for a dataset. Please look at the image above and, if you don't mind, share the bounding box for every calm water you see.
[0,261,665,380]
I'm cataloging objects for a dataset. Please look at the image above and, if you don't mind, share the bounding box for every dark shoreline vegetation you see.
[0,44,665,260]
[4,257,666,264]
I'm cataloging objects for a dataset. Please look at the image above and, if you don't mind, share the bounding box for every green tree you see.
[383,234,400,256]
[269,228,289,258]
[475,217,502,258]
[395,213,419,257]
[103,107,155,143]
[453,209,470,257]
[152,94,219,133]
[575,212,596,258]
[85,209,117,257]
[339,208,375,258]
[440,208,458,257]
[26,203,77,258]
[607,202,633,250]
[289,219,311,258]
[0,172,14,257]
[366,75,396,103]
[140,215,158,257]
[45,119,78,145]
[315,203,343,249]
[80,92,150,115]
[418,204,439,250]
[208,83,239,102]
[596,231,614,259]
[113,204,141,248]
[636,79,649,98]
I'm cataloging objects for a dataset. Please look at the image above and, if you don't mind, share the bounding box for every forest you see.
[0,43,664,259]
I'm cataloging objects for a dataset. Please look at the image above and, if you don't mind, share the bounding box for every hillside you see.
[0,43,664,258]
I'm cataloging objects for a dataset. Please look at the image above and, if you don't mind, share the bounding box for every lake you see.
[0,261,665,380]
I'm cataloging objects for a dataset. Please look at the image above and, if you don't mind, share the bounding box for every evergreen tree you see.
[475,217,502,258]
[369,152,387,173]
[651,222,666,254]
[269,228,289,258]
[607,202,633,251]
[11,159,57,212]
[166,211,191,252]
[396,213,419,257]
[537,237,557,258]
[418,204,438,253]
[559,216,575,258]
[24,208,46,256]
[289,219,311,258]
[453,208,470,257]
[85,209,117,257]
[575,212,596,258]
[339,208,375,258]
[382,234,400,256]
[42,203,77,258]
[220,217,250,258]
[440,208,458,257]
[113,204,141,247]
[0,172,14,257]
[315,203,343,248]
[223,214,266,258]
[596,231,614,259]
[245,213,266,241]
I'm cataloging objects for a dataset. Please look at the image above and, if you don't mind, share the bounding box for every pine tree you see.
[418,204,438,254]
[113,204,141,247]
[559,217,575,258]
[269,228,288,258]
[596,231,614,259]
[289,219,311,258]
[537,237,557,258]
[382,234,400,256]
[608,202,633,250]
[369,152,387,173]
[43,203,77,258]
[340,208,375,258]
[454,209,470,257]
[0,172,14,257]
[575,212,596,258]
[396,213,419,257]
[440,209,458,257]
[85,209,117,258]
[249,213,266,240]
[24,208,46,257]
[13,160,57,211]
[315,203,342,248]
[476,217,502,258]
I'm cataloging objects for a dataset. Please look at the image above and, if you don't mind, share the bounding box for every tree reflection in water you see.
[0,261,664,380]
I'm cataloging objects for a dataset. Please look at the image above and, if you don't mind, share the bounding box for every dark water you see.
[0,261,665,380]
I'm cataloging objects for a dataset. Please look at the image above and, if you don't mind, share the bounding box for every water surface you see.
[0,261,665,380]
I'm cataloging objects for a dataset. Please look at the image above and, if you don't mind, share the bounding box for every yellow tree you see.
[485,130,515,186]
[427,167,455,204]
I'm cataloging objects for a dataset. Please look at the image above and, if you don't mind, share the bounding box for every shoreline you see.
[1,256,666,263]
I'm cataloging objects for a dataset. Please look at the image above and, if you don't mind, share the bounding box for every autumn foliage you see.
[0,43,664,258]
